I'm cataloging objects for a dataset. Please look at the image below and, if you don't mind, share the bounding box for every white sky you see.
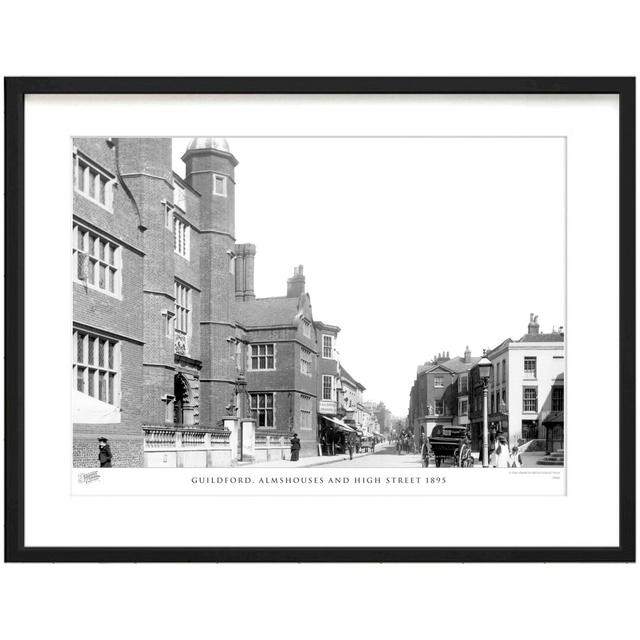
[172,137,565,416]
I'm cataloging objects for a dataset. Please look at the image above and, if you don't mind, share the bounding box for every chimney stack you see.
[234,243,256,301]
[464,346,471,364]
[286,265,305,298]
[528,313,540,335]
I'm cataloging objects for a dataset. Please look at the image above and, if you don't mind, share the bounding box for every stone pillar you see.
[241,419,256,461]
[224,417,239,464]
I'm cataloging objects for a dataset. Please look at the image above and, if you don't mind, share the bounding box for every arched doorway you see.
[174,374,194,425]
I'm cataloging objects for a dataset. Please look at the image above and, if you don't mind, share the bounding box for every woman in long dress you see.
[492,435,511,468]
[510,446,523,468]
[290,433,301,461]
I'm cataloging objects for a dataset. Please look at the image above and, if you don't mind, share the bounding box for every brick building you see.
[234,265,320,458]
[339,367,367,432]
[72,137,361,467]
[407,349,479,447]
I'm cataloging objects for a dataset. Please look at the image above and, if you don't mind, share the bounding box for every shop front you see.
[319,414,357,455]
[543,411,564,453]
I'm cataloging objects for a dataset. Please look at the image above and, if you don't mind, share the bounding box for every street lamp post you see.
[477,351,493,468]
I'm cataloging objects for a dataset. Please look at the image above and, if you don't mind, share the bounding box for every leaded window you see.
[73,329,119,405]
[250,393,274,427]
[73,224,120,295]
[250,344,275,370]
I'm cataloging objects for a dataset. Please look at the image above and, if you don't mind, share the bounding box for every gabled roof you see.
[418,356,480,376]
[488,338,512,355]
[340,366,366,391]
[234,296,300,328]
[417,362,450,375]
[440,355,481,373]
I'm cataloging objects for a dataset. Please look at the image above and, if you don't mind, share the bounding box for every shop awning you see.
[321,415,357,432]
[543,411,564,425]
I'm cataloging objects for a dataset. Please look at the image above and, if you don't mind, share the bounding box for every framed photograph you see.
[5,77,635,562]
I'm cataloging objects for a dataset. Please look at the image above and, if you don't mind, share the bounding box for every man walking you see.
[98,437,112,468]
[290,433,301,461]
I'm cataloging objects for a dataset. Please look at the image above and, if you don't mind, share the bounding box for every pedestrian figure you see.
[510,445,523,468]
[421,437,430,468]
[98,437,112,468]
[489,426,497,459]
[492,435,510,468]
[346,436,354,460]
[290,433,301,461]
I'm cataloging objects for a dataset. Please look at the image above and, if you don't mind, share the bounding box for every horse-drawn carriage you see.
[426,424,474,467]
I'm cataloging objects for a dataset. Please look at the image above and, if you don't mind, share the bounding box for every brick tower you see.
[117,138,175,428]
[182,138,239,427]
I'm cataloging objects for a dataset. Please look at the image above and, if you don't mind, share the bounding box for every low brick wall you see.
[73,434,144,468]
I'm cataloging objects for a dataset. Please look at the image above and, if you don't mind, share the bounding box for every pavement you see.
[239,443,551,469]
[240,442,400,468]
[520,451,550,467]
[319,446,424,468]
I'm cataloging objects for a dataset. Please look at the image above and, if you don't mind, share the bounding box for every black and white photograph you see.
[72,135,565,475]
[6,77,633,561]
[2,4,639,640]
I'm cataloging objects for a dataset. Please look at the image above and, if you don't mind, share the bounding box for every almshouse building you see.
[72,137,366,467]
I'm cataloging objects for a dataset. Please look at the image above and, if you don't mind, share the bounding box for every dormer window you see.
[213,174,227,197]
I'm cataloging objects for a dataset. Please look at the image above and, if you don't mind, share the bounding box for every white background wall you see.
[1,2,638,640]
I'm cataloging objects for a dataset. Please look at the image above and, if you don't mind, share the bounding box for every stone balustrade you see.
[142,423,232,467]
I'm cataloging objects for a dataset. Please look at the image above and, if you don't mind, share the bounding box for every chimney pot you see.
[287,264,306,298]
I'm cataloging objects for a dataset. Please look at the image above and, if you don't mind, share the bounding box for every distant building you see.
[339,366,367,432]
[408,349,479,445]
[362,401,392,435]
[468,315,565,452]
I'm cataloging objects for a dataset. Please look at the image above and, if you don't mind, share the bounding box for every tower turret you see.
[182,138,239,426]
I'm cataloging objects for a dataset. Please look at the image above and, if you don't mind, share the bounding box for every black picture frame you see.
[4,77,635,563]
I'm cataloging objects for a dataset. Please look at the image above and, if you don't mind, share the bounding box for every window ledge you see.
[73,278,122,301]
[75,188,113,213]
